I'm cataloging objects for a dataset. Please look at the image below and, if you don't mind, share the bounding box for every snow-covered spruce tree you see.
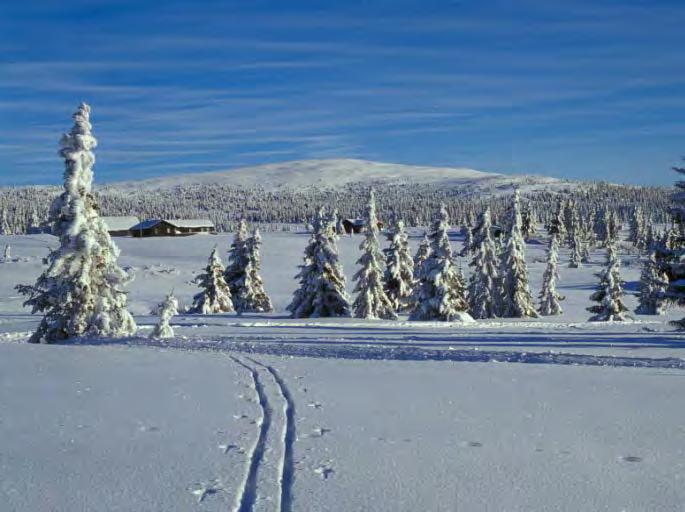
[521,201,536,241]
[0,208,10,235]
[353,192,397,319]
[288,208,351,318]
[636,252,667,315]
[587,244,628,321]
[547,200,566,241]
[538,235,564,316]
[660,161,685,328]
[413,232,431,279]
[499,190,538,318]
[383,219,414,312]
[410,204,469,321]
[224,218,249,303]
[569,232,583,268]
[629,206,645,248]
[3,244,10,262]
[15,103,136,343]
[151,291,178,339]
[191,246,234,314]
[468,207,500,319]
[236,228,273,313]
[460,222,474,257]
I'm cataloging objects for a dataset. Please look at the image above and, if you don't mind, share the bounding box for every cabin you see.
[341,218,384,235]
[101,216,140,237]
[130,219,215,237]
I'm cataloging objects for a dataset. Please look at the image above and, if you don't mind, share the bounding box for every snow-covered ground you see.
[1,231,684,511]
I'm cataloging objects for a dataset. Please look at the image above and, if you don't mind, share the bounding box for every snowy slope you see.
[103,158,565,192]
[2,232,685,511]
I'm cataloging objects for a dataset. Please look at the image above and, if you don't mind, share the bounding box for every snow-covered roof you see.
[129,219,215,231]
[101,216,140,231]
[165,219,214,229]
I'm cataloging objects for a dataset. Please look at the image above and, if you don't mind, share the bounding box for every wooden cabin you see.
[341,218,384,235]
[101,216,140,237]
[130,219,215,237]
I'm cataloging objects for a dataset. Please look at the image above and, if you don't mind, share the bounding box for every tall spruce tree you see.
[587,244,628,321]
[410,204,469,321]
[468,207,500,319]
[660,160,685,328]
[191,247,234,314]
[288,209,351,318]
[499,190,538,318]
[538,235,564,316]
[353,192,397,319]
[383,219,415,313]
[16,103,136,343]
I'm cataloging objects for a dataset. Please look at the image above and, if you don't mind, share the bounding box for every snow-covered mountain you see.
[105,159,566,193]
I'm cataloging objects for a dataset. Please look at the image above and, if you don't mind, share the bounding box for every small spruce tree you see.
[587,244,628,321]
[383,219,415,313]
[191,247,234,314]
[635,252,667,315]
[538,235,564,316]
[468,207,500,319]
[152,291,178,339]
[410,204,469,321]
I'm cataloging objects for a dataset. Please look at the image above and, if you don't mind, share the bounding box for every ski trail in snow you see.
[245,357,296,512]
[228,355,273,512]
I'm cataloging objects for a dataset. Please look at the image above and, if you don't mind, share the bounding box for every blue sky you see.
[0,0,683,186]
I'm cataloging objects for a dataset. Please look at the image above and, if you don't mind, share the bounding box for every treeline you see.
[0,178,671,236]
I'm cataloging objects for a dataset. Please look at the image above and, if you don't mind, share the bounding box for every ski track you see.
[67,335,685,371]
[228,355,273,512]
[244,357,296,512]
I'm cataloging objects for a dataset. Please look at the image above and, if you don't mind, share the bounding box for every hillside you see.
[103,158,566,193]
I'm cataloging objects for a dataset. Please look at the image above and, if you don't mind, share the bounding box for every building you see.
[341,218,384,235]
[101,216,140,237]
[130,219,216,237]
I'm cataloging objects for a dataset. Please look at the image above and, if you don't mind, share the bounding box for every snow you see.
[103,158,567,193]
[1,230,685,510]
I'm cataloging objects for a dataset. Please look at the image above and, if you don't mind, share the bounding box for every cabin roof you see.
[101,216,140,231]
[129,218,215,231]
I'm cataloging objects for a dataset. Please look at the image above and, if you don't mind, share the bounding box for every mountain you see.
[103,159,567,194]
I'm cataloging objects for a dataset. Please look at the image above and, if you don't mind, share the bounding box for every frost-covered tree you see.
[0,209,10,235]
[468,207,500,319]
[383,219,414,312]
[547,200,567,241]
[521,201,536,241]
[499,190,538,318]
[569,232,583,268]
[191,247,234,314]
[629,206,645,248]
[636,252,667,315]
[413,233,431,279]
[410,204,469,321]
[460,222,474,257]
[288,209,351,318]
[16,103,136,343]
[234,228,274,313]
[151,291,178,339]
[353,192,397,319]
[2,244,10,262]
[538,235,564,316]
[224,219,249,301]
[660,161,685,328]
[587,244,628,321]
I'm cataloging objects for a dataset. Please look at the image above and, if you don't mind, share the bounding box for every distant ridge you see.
[103,158,566,193]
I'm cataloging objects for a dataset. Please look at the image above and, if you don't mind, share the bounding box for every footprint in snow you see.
[218,443,243,454]
[314,464,334,480]
[307,402,322,409]
[190,480,222,503]
[458,440,482,448]
[304,427,331,438]
[233,414,249,420]
[621,455,642,463]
